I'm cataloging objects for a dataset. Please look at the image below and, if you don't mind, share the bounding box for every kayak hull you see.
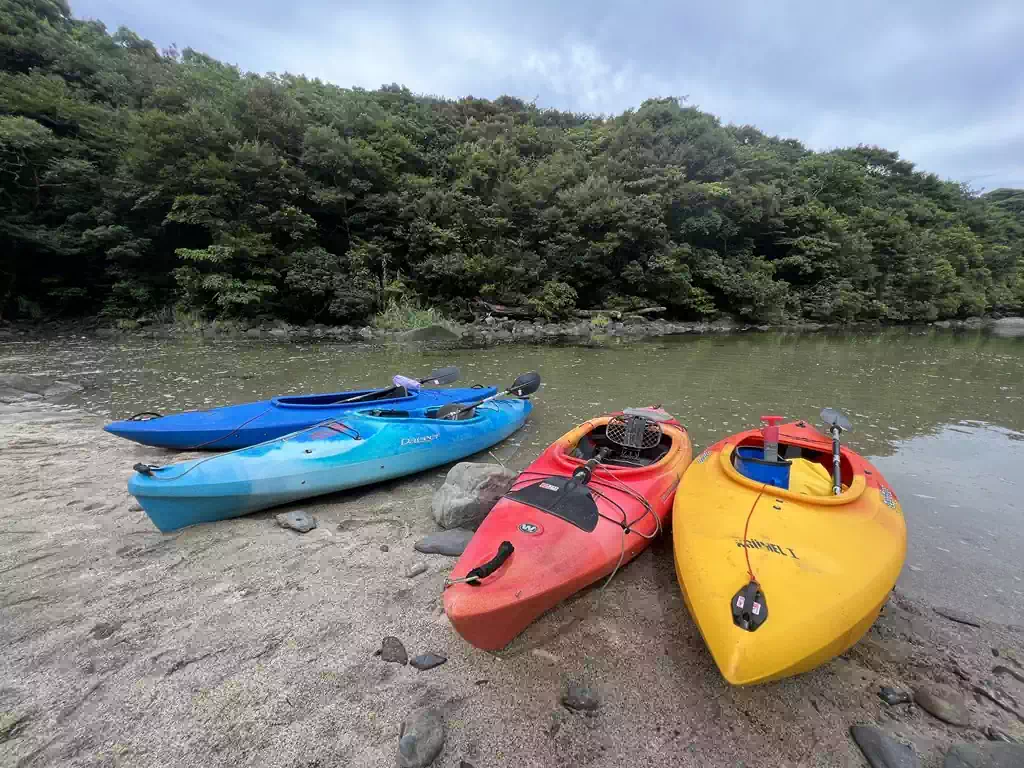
[105,385,498,450]
[672,420,907,685]
[129,399,531,531]
[445,411,692,650]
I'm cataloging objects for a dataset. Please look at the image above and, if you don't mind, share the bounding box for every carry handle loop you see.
[466,541,514,586]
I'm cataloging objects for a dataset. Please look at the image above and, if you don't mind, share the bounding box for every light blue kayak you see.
[128,398,533,532]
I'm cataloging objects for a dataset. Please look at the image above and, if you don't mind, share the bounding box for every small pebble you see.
[914,684,971,727]
[275,510,317,533]
[562,683,600,713]
[380,636,408,665]
[406,562,428,578]
[531,648,559,664]
[414,529,474,556]
[397,707,445,768]
[410,653,447,671]
[879,686,912,706]
[380,544,389,552]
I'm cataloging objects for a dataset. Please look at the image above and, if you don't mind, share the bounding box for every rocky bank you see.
[4,314,1021,349]
[1,391,1023,767]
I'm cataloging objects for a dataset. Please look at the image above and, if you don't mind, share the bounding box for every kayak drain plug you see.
[731,581,768,632]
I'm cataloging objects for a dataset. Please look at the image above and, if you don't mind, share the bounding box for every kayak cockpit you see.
[272,388,411,408]
[721,435,865,504]
[571,422,674,467]
[553,410,687,474]
[360,406,479,421]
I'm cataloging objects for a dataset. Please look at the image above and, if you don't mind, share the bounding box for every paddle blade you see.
[820,407,852,432]
[422,366,460,386]
[508,371,541,397]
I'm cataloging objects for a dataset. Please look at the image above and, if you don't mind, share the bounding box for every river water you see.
[3,329,1022,622]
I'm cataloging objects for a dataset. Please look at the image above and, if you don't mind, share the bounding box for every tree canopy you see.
[2,0,1022,324]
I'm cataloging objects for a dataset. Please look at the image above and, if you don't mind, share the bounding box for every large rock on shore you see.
[431,463,518,530]
[0,373,82,403]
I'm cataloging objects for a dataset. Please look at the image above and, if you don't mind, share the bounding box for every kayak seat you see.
[427,407,476,421]
[571,428,671,467]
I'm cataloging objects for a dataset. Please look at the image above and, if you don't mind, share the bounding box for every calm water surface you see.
[3,329,1022,621]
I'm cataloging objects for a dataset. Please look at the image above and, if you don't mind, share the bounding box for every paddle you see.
[434,371,541,420]
[820,407,852,495]
[339,366,460,404]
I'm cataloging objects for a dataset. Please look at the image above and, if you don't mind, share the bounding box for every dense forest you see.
[2,0,1023,326]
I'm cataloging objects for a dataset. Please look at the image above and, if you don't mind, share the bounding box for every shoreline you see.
[1,314,1021,347]
[1,395,1023,766]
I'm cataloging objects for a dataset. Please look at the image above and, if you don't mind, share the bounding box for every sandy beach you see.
[2,396,1023,767]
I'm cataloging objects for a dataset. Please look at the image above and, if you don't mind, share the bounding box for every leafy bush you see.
[529,281,578,320]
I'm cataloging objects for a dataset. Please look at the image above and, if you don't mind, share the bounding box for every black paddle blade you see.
[422,366,460,386]
[508,371,541,398]
[820,407,852,432]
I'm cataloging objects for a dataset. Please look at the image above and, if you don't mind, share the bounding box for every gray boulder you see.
[432,463,518,530]
[395,325,460,343]
[0,373,82,404]
[414,529,474,556]
[944,743,1024,768]
[397,707,445,768]
[850,725,920,768]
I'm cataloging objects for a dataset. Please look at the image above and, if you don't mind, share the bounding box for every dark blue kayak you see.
[105,385,497,450]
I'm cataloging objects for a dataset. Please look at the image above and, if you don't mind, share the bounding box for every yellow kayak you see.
[672,417,906,685]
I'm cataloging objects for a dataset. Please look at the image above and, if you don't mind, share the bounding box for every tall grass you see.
[373,297,456,331]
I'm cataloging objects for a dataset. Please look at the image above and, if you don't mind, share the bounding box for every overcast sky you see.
[73,0,1024,190]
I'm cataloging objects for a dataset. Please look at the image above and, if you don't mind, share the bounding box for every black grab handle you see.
[466,541,514,586]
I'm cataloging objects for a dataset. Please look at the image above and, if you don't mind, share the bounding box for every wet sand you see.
[2,400,1023,767]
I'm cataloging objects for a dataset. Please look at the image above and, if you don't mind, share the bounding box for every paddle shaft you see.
[573,447,612,484]
[830,426,842,495]
[441,389,506,419]
[339,368,455,404]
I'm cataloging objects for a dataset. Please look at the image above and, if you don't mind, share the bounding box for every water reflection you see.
[874,421,1024,623]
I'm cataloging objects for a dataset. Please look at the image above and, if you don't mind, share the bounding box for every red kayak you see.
[444,408,694,650]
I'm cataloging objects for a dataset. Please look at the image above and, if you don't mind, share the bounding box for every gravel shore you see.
[1,400,1022,767]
